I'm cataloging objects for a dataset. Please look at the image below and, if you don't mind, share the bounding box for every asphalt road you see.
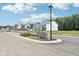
[0,32,79,56]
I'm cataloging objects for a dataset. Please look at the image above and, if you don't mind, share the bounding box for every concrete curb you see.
[6,32,63,43]
[25,38,63,43]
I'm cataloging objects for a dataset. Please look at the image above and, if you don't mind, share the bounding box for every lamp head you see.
[49,4,53,8]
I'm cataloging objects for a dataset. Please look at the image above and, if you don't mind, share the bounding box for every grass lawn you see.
[52,31,79,36]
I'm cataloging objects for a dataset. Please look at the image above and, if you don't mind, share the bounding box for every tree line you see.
[55,13,79,30]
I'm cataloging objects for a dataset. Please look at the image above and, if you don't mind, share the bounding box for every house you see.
[15,24,33,30]
[46,21,58,31]
[32,21,58,31]
[16,20,58,31]
[17,24,21,30]
[33,22,43,31]
[25,24,31,30]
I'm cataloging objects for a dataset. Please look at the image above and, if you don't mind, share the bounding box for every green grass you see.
[52,31,79,36]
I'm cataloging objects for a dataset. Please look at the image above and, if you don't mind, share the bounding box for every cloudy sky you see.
[0,3,79,25]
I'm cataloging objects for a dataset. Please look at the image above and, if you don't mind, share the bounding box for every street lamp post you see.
[49,4,53,40]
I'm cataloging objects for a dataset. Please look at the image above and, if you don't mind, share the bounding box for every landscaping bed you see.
[20,30,79,41]
[20,31,57,41]
[19,30,79,36]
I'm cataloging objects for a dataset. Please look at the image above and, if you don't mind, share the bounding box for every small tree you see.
[33,22,42,33]
[33,22,48,40]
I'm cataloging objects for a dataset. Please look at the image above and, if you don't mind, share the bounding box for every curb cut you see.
[6,32,63,43]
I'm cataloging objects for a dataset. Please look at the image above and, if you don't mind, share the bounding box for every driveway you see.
[0,32,79,56]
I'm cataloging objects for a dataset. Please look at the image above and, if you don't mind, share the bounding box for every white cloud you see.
[72,3,79,7]
[52,3,70,10]
[2,3,37,14]
[25,3,37,6]
[20,13,57,24]
[20,18,32,24]
[31,13,49,19]
[25,3,46,6]
[31,13,57,19]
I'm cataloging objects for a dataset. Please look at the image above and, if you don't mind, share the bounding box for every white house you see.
[25,24,31,29]
[17,19,58,31]
[16,24,27,30]
[46,21,58,31]
[16,24,32,30]
[17,24,21,30]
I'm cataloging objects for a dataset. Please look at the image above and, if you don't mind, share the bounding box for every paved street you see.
[0,32,79,56]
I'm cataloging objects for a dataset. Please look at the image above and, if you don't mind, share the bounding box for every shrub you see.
[37,31,48,40]
[20,32,31,37]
